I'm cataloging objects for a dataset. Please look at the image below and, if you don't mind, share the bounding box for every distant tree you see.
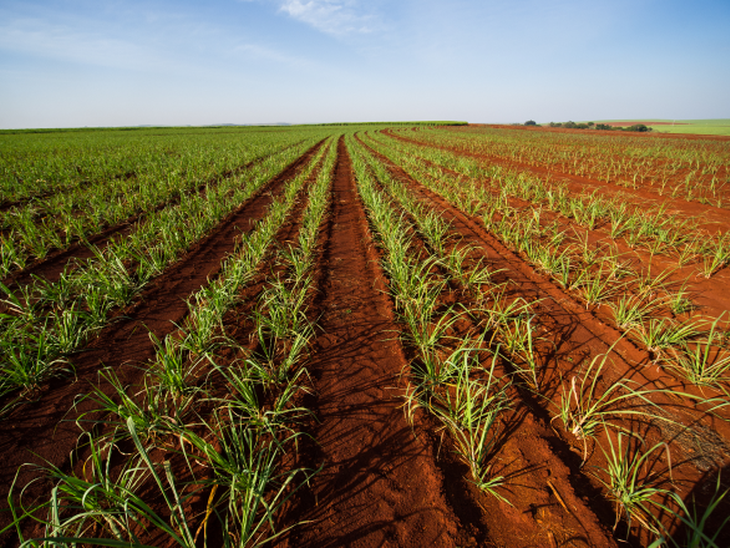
[549,122,563,127]
[626,123,651,132]
[563,121,577,129]
[524,120,537,126]
[595,123,612,130]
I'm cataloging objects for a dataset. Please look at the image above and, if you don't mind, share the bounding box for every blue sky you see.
[1,0,728,128]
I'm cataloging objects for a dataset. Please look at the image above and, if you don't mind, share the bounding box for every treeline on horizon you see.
[0,120,469,135]
[522,120,652,132]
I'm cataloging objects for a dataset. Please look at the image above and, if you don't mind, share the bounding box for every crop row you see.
[0,135,329,415]
[399,126,730,207]
[7,135,338,547]
[349,132,730,545]
[360,131,730,399]
[348,136,522,498]
[0,130,326,278]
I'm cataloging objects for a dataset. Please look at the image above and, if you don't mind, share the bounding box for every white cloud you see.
[277,0,377,36]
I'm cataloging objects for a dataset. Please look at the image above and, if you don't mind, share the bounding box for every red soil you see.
[0,142,324,545]
[2,128,729,548]
[277,138,480,547]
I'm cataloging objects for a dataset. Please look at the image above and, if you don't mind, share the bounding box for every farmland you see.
[592,119,730,137]
[1,123,729,547]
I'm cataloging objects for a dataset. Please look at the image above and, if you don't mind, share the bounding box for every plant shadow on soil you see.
[667,463,730,546]
[277,313,492,547]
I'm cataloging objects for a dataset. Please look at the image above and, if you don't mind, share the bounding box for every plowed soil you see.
[277,139,482,547]
[0,142,323,546]
[2,127,729,548]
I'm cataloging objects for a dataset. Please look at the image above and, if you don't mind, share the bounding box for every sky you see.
[1,0,729,128]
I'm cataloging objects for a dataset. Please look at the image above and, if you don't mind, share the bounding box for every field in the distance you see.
[593,118,730,136]
[1,123,729,547]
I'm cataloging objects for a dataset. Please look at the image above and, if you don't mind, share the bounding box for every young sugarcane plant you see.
[572,260,621,308]
[633,261,676,300]
[497,313,542,390]
[9,419,198,548]
[592,428,672,537]
[609,294,658,331]
[419,209,451,255]
[633,318,702,364]
[471,288,533,333]
[701,231,730,278]
[406,309,466,390]
[0,325,72,406]
[655,472,730,548]
[430,346,512,502]
[551,344,669,463]
[667,283,694,316]
[177,409,311,548]
[670,313,730,389]
[77,368,182,444]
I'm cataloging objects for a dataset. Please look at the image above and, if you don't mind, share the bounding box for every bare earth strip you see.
[278,138,479,547]
[353,136,622,546]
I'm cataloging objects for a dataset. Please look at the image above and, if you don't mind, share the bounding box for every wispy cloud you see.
[0,16,164,71]
[246,0,379,36]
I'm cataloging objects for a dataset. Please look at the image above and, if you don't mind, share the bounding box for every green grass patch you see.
[593,119,730,137]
